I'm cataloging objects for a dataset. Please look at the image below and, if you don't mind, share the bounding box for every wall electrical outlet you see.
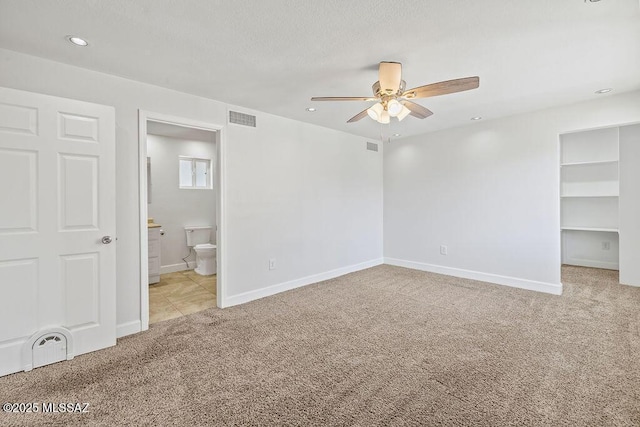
[269,258,276,270]
[602,242,611,251]
[440,245,448,255]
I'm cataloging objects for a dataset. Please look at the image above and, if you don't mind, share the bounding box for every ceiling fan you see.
[311,62,479,124]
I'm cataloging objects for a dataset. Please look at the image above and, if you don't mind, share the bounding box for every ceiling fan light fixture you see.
[311,62,479,124]
[367,102,384,121]
[387,99,403,117]
[378,110,390,124]
[396,106,411,121]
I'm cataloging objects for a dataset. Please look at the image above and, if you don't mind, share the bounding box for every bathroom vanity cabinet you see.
[148,221,162,284]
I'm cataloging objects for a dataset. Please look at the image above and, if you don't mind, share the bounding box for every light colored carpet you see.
[1,265,639,426]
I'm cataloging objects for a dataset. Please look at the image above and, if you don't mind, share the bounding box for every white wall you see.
[147,134,217,271]
[224,116,383,303]
[0,49,383,334]
[562,230,619,270]
[619,124,640,286]
[384,90,640,293]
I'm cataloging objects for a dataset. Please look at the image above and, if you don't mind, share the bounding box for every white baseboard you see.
[223,258,384,307]
[160,262,195,275]
[116,320,141,338]
[0,339,24,377]
[563,258,619,271]
[620,280,640,287]
[384,257,562,295]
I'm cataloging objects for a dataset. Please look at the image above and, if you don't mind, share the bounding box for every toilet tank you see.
[185,226,212,247]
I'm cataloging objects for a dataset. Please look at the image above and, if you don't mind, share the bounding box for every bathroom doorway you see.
[139,111,225,329]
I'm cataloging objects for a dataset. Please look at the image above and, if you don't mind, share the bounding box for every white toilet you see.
[184,226,217,276]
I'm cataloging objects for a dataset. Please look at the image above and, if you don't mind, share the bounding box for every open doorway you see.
[139,111,225,330]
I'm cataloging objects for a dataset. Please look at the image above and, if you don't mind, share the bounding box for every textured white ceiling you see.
[0,0,638,140]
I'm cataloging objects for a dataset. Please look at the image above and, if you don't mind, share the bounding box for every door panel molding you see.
[0,87,115,376]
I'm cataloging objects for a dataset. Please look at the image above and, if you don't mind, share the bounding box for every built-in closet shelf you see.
[560,160,619,167]
[561,226,619,233]
[560,125,620,270]
[560,195,619,198]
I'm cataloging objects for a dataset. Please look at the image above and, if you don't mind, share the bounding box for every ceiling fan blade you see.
[402,76,479,99]
[401,101,433,119]
[346,108,370,123]
[311,96,376,102]
[379,62,402,93]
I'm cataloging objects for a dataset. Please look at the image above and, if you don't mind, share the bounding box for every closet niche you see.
[560,123,640,286]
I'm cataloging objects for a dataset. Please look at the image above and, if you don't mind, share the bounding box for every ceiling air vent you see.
[229,111,256,127]
[366,142,379,152]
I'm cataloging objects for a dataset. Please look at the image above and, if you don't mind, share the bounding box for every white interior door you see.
[0,87,116,376]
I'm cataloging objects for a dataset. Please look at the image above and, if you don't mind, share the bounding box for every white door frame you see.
[138,110,226,331]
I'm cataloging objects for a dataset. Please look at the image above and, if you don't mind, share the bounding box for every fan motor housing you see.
[372,80,405,97]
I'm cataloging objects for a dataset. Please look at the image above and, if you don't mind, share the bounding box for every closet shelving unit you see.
[560,127,619,270]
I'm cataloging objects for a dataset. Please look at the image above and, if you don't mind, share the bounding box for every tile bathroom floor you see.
[149,270,217,324]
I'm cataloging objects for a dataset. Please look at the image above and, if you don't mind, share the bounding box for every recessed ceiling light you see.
[471,116,482,121]
[595,88,613,94]
[305,107,316,112]
[67,36,88,46]
[393,133,401,137]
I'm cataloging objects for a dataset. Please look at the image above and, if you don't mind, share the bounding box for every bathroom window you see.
[179,157,212,189]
